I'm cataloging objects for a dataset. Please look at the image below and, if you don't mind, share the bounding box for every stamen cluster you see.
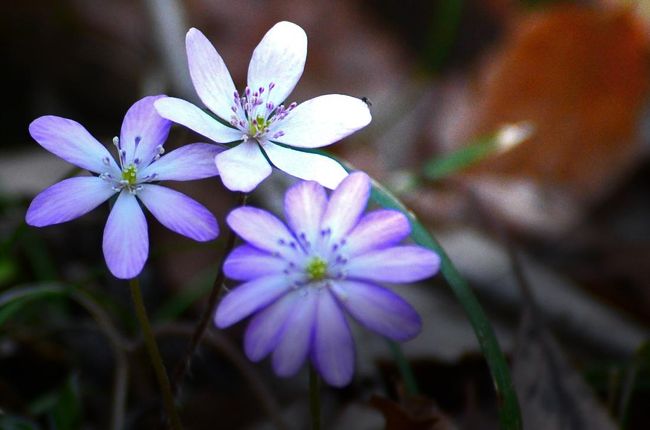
[229,83,296,141]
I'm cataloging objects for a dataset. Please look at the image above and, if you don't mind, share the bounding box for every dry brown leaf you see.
[465,4,649,200]
[369,394,453,430]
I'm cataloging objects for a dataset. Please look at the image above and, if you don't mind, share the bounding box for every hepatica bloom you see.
[155,21,372,193]
[215,172,440,386]
[26,96,221,279]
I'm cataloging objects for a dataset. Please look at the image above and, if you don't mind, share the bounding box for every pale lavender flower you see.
[155,22,372,193]
[26,95,222,279]
[215,172,440,386]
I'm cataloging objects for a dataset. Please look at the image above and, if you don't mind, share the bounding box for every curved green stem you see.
[129,278,183,430]
[369,179,522,429]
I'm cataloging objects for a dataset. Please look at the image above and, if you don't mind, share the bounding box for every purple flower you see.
[215,172,440,386]
[26,95,222,279]
[155,22,372,193]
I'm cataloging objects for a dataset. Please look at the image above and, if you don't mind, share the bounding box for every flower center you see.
[306,257,328,281]
[121,164,138,186]
[229,82,297,141]
[248,115,271,137]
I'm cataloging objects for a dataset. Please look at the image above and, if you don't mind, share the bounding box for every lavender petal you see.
[214,274,294,328]
[102,192,148,279]
[224,245,286,281]
[26,177,116,227]
[283,180,327,246]
[346,245,441,283]
[29,116,120,174]
[311,291,355,387]
[320,172,370,242]
[226,206,298,256]
[139,143,224,181]
[344,210,411,256]
[272,290,317,377]
[137,184,218,242]
[244,290,299,362]
[331,280,421,341]
[120,95,171,167]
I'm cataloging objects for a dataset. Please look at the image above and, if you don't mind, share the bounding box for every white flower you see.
[155,22,372,192]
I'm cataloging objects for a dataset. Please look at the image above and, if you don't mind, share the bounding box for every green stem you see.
[386,340,419,395]
[129,278,183,430]
[369,180,522,430]
[170,193,248,396]
[309,365,321,430]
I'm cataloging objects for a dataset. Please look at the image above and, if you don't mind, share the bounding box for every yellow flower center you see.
[306,257,328,281]
[121,164,138,186]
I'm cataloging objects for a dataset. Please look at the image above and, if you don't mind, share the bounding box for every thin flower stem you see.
[171,192,248,397]
[309,364,321,430]
[129,278,183,430]
[386,340,419,395]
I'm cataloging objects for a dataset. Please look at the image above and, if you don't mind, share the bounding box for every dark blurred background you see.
[1,0,649,429]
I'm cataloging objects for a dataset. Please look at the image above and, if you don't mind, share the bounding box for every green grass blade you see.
[369,179,522,429]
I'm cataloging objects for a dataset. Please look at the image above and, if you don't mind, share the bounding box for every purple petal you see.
[154,97,242,143]
[139,143,225,181]
[272,290,317,377]
[26,177,116,227]
[224,245,285,281]
[331,280,421,341]
[344,210,411,257]
[262,143,348,190]
[283,180,327,246]
[226,207,298,256]
[244,290,300,361]
[120,95,171,166]
[215,141,272,192]
[270,95,371,148]
[346,246,440,283]
[214,275,294,328]
[247,21,307,110]
[103,192,148,279]
[186,28,238,122]
[29,116,119,174]
[320,172,370,242]
[311,291,355,387]
[137,184,218,242]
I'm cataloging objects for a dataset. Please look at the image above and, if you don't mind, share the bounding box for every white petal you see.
[271,95,371,148]
[262,143,348,189]
[102,192,148,279]
[215,141,272,192]
[247,21,307,109]
[154,97,242,143]
[186,27,238,121]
